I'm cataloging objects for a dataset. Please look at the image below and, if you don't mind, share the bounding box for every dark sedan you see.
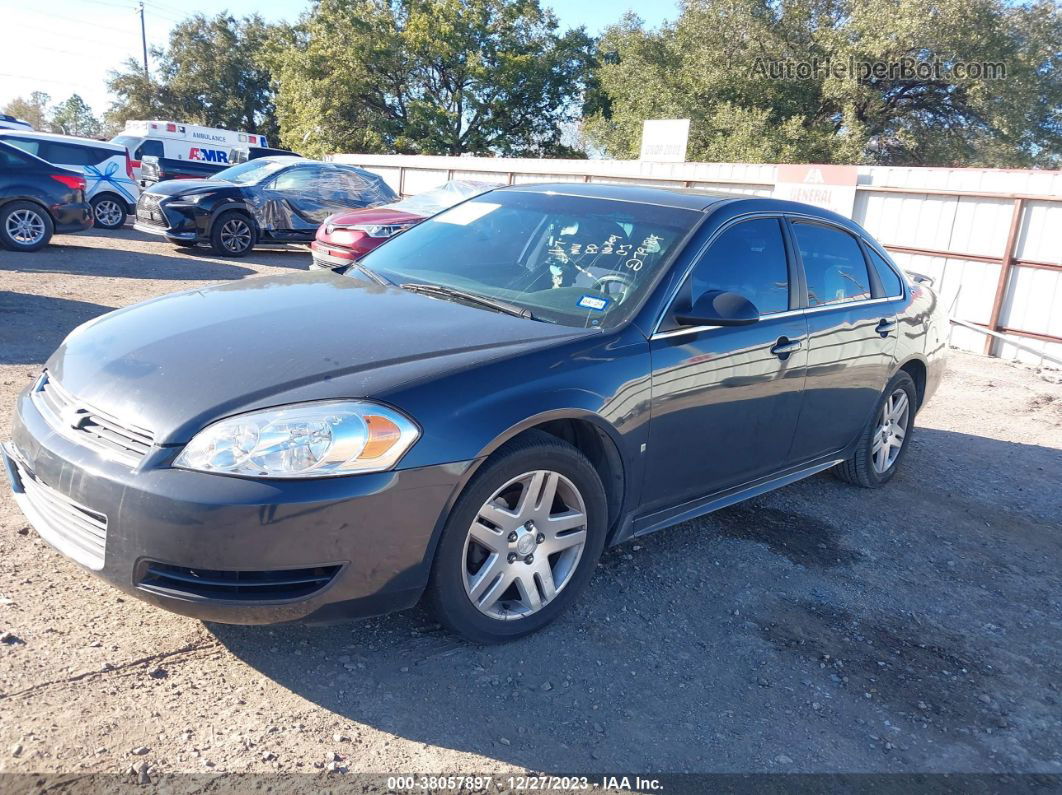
[133,156,396,256]
[4,184,945,642]
[0,140,92,251]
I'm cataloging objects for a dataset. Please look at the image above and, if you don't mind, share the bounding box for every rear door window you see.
[40,141,98,166]
[689,218,790,315]
[791,222,872,306]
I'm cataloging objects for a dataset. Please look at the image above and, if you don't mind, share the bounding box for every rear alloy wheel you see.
[833,371,916,488]
[428,431,607,642]
[0,201,54,252]
[210,211,256,257]
[91,195,126,229]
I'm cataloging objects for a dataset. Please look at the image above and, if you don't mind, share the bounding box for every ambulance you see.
[110,120,269,180]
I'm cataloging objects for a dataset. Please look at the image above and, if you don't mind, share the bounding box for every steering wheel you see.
[591,273,636,304]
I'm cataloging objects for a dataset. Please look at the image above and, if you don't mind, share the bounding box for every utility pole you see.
[138,2,148,76]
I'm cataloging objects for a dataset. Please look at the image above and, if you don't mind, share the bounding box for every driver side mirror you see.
[675,290,760,327]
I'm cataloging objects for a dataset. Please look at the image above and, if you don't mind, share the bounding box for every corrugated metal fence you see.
[331,153,1062,366]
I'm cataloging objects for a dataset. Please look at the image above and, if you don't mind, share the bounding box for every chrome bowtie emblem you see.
[61,404,86,430]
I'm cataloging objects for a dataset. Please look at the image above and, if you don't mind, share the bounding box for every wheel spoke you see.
[889,391,909,421]
[874,444,888,472]
[546,527,587,554]
[872,436,886,456]
[534,562,557,604]
[514,471,547,518]
[545,508,585,534]
[468,521,507,553]
[514,571,543,612]
[478,500,518,529]
[892,424,906,442]
[467,554,508,607]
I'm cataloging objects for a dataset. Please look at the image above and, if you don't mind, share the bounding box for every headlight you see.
[350,223,406,238]
[174,401,420,478]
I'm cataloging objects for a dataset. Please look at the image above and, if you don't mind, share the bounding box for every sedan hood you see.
[147,178,234,197]
[48,272,585,444]
[325,207,422,227]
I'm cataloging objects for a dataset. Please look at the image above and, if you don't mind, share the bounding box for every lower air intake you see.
[138,563,341,602]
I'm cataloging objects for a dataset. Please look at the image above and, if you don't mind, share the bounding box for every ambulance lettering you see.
[188,147,229,163]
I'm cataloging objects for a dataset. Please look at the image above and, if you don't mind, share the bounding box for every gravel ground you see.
[1,226,1060,779]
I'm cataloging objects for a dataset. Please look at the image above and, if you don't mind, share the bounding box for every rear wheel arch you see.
[896,356,928,411]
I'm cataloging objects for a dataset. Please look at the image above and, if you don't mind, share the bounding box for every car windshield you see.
[212,159,290,185]
[353,190,701,329]
[382,180,498,218]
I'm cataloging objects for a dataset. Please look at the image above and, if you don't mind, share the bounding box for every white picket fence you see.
[331,153,1062,366]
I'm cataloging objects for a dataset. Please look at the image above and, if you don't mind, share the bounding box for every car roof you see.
[497,181,860,228]
[500,181,732,210]
[0,129,124,150]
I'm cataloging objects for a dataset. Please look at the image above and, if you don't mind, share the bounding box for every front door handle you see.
[876,318,897,337]
[770,338,803,357]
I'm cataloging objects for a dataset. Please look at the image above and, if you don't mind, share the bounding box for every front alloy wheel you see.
[210,211,257,257]
[427,431,607,642]
[463,470,588,620]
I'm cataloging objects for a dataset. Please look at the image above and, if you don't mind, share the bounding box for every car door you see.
[642,217,809,512]
[785,218,899,462]
[259,164,331,234]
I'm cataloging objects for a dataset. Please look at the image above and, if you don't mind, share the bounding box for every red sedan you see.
[310,179,497,269]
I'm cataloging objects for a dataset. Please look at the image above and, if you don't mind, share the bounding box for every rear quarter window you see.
[40,141,98,166]
[866,245,905,298]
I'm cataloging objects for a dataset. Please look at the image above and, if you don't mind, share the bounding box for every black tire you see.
[0,201,54,252]
[209,210,257,257]
[90,194,127,229]
[832,371,917,488]
[426,431,608,643]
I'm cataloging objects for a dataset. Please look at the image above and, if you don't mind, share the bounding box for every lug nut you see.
[536,533,545,544]
[524,521,535,531]
[507,531,518,542]
[507,552,517,563]
[524,554,534,564]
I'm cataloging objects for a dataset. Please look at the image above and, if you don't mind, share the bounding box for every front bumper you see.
[5,388,471,624]
[134,196,203,242]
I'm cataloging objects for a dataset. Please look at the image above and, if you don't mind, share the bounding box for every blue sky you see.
[0,0,678,120]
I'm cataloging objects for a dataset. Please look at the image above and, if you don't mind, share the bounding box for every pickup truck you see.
[138,156,223,188]
[138,146,301,188]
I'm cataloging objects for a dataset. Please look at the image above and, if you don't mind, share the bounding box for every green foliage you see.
[267,0,594,158]
[105,14,282,141]
[585,0,1061,167]
[48,95,103,138]
[2,92,52,130]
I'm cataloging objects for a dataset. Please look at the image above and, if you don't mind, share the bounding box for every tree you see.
[105,13,282,141]
[584,0,1062,168]
[2,92,51,130]
[267,0,594,158]
[48,94,103,137]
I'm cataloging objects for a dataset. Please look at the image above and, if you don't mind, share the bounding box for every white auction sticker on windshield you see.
[434,202,501,226]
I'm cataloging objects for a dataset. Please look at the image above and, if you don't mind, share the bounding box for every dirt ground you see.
[1,227,1060,780]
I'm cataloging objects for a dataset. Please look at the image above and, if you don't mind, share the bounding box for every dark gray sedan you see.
[3,184,946,642]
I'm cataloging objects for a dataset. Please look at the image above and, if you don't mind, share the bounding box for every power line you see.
[16,8,135,34]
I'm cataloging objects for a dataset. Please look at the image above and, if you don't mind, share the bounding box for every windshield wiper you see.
[401,282,536,320]
[347,260,392,286]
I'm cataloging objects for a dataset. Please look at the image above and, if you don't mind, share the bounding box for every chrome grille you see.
[15,459,107,570]
[135,193,166,227]
[32,373,155,465]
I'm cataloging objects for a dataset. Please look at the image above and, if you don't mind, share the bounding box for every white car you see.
[0,114,33,131]
[0,131,139,229]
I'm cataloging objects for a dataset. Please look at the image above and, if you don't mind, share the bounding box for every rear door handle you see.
[876,318,897,337]
[770,338,803,357]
